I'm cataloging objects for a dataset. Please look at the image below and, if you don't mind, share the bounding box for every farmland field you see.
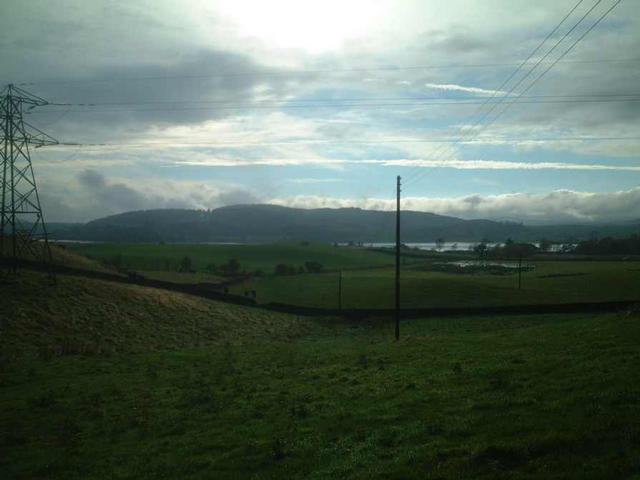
[64,243,640,309]
[1,269,639,478]
[231,260,640,308]
[64,243,398,273]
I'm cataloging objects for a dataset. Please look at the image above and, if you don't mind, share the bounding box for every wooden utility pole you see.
[518,255,522,290]
[338,269,342,310]
[395,176,401,340]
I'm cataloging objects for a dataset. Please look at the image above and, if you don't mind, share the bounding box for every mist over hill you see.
[49,204,640,243]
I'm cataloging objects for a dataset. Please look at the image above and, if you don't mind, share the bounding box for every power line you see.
[13,57,640,87]
[49,135,640,149]
[26,91,640,108]
[401,0,598,186]
[404,0,622,189]
[485,0,625,130]
[25,97,640,115]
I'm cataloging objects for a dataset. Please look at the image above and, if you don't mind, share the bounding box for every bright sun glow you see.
[215,0,387,52]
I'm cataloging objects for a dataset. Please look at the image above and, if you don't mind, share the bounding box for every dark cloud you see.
[77,169,106,188]
[40,170,265,222]
[214,189,261,206]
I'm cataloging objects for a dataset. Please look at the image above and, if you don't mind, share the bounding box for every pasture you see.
[231,260,640,308]
[64,242,397,273]
[64,242,640,309]
[1,269,639,478]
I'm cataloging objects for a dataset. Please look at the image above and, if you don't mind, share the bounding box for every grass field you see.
[64,243,397,273]
[63,243,640,309]
[230,260,640,308]
[1,270,319,360]
[1,270,639,478]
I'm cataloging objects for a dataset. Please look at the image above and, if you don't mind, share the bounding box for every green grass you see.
[137,270,225,284]
[1,269,639,478]
[64,243,640,309]
[0,271,321,360]
[65,243,396,273]
[230,260,640,308]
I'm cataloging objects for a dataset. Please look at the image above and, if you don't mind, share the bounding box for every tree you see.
[503,242,537,260]
[275,264,296,275]
[227,258,240,274]
[304,261,323,273]
[539,238,552,252]
[205,263,217,274]
[220,258,240,276]
[473,242,488,259]
[180,255,192,272]
[435,237,445,251]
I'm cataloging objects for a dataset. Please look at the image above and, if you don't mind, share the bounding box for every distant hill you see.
[49,204,640,243]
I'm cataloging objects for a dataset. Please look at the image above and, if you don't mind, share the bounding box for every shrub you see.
[304,261,323,273]
[275,264,297,275]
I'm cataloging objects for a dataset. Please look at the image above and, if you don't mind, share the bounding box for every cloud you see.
[268,188,640,224]
[175,156,640,171]
[40,169,265,222]
[77,169,106,188]
[39,168,640,226]
[424,83,504,96]
[3,1,639,226]
[286,178,344,184]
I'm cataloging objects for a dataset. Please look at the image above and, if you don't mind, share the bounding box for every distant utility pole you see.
[338,269,342,310]
[395,175,401,340]
[1,84,58,278]
[518,255,523,290]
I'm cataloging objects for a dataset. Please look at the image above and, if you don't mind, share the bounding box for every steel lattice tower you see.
[1,84,58,277]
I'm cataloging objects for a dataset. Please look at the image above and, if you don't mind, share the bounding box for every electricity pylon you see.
[1,84,58,278]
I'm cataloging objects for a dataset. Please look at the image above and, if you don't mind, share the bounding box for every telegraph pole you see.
[518,255,522,290]
[338,269,342,310]
[1,84,58,278]
[395,175,401,340]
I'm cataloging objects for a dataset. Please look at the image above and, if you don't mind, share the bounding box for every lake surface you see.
[364,242,573,252]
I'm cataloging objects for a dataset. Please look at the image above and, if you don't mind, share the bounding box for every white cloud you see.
[174,156,640,171]
[424,83,505,96]
[286,178,344,184]
[267,188,640,224]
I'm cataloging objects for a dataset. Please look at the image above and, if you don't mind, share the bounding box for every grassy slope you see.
[0,271,319,359]
[65,243,396,272]
[49,246,122,275]
[2,281,639,478]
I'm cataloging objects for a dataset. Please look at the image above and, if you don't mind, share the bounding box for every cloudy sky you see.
[2,0,639,224]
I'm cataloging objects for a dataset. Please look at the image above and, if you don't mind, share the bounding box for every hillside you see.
[50,205,640,243]
[0,270,319,360]
[51,205,523,243]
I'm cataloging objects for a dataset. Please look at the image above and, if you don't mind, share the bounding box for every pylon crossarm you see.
[22,120,58,146]
[10,86,49,107]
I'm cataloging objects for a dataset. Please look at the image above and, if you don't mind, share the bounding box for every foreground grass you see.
[1,275,639,479]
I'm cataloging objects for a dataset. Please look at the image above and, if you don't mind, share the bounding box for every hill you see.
[54,205,523,242]
[0,269,318,360]
[50,204,640,243]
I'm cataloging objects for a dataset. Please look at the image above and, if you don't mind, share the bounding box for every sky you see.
[1,0,639,224]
